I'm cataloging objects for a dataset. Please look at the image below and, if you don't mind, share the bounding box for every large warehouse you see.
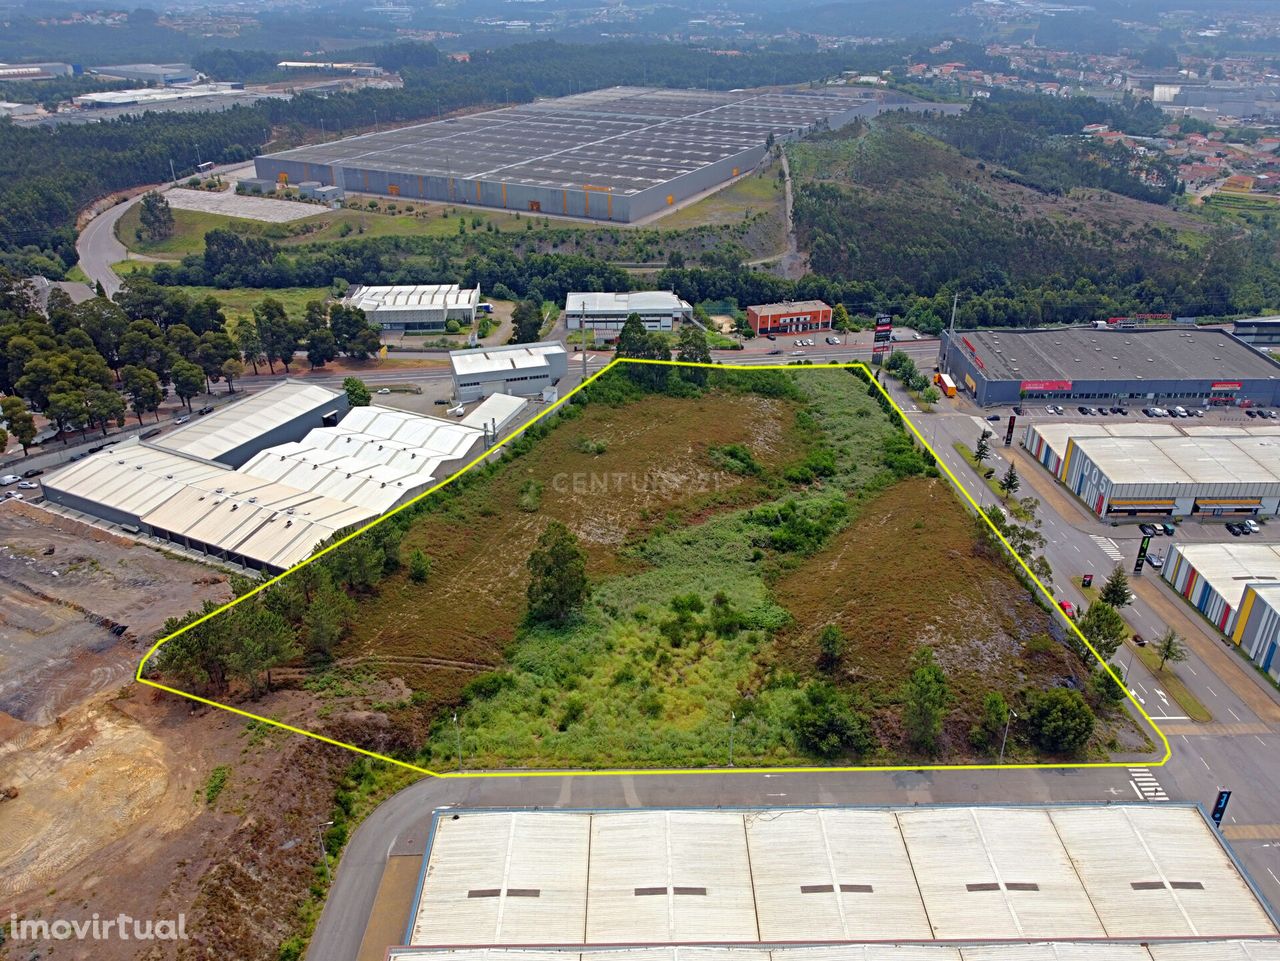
[1163,542,1280,680]
[564,291,693,337]
[385,804,1278,959]
[1023,421,1280,519]
[41,382,490,572]
[451,342,568,403]
[344,284,480,332]
[252,87,920,223]
[940,326,1280,408]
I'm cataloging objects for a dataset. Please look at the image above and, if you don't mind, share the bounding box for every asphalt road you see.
[76,193,142,298]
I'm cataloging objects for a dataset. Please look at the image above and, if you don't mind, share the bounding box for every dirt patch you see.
[772,476,1086,756]
[0,503,233,725]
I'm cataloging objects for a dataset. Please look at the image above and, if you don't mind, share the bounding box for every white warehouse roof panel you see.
[452,342,567,378]
[406,806,1279,951]
[346,284,480,314]
[151,381,342,463]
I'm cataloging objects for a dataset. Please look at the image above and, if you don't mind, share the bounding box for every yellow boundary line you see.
[135,359,1171,777]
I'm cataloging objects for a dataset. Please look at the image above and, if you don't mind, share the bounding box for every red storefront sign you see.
[1020,379,1073,392]
[1212,382,1243,391]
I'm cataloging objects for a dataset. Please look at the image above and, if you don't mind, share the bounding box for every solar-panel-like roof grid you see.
[260,86,876,196]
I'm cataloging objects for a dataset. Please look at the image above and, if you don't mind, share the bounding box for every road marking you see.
[1090,535,1124,561]
[1199,754,1212,772]
[1186,666,1198,676]
[1207,685,1219,698]
[1228,707,1242,721]
[1129,767,1169,802]
[1258,736,1268,745]
[1145,715,1191,721]
[1268,868,1280,888]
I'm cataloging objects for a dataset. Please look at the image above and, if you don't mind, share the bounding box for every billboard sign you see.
[1020,380,1073,393]
[872,313,893,364]
[1212,382,1243,391]
[1212,790,1231,825]
[1004,415,1016,447]
[964,373,977,393]
[1134,534,1152,575]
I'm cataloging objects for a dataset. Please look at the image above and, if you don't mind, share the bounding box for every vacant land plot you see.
[347,389,809,705]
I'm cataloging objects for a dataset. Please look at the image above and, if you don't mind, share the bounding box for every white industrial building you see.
[460,393,529,438]
[152,380,346,468]
[1162,542,1280,680]
[394,805,1277,958]
[565,291,693,338]
[451,342,568,403]
[40,382,489,573]
[345,284,480,332]
[1024,421,1280,519]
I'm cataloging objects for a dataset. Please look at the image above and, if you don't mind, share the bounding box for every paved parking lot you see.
[164,186,320,223]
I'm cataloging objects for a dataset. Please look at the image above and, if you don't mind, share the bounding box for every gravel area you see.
[164,187,320,222]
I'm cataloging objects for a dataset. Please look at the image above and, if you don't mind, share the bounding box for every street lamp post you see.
[728,711,736,768]
[317,820,334,884]
[998,709,1019,765]
[453,710,463,771]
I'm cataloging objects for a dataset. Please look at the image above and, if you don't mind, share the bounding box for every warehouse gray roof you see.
[259,86,874,197]
[408,806,1277,948]
[958,327,1280,382]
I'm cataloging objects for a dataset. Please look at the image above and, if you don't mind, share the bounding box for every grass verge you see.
[1131,642,1213,722]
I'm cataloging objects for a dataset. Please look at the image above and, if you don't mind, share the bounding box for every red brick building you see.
[747,300,832,336]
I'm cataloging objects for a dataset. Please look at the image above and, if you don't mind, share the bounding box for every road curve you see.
[76,194,144,298]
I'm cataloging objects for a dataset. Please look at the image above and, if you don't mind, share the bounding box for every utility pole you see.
[169,158,177,184]
[194,143,202,166]
[998,709,1018,764]
[453,710,463,771]
[316,820,334,883]
[728,711,736,767]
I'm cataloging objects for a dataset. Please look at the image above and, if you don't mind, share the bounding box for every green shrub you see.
[1027,688,1095,754]
[792,681,874,758]
[205,765,230,806]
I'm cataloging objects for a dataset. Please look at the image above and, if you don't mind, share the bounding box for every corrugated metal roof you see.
[1168,543,1280,608]
[407,807,1278,951]
[140,473,374,569]
[339,407,485,457]
[151,381,341,463]
[461,393,528,432]
[565,292,692,315]
[42,438,231,518]
[452,343,567,378]
[389,943,1280,961]
[347,284,480,313]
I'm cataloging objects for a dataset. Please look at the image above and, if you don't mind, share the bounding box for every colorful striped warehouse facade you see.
[1162,543,1280,681]
[1022,422,1280,519]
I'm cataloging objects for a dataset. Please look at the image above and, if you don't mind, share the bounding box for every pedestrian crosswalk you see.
[1130,767,1169,802]
[1091,535,1124,562]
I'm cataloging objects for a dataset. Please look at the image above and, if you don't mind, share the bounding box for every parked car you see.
[1046,405,1058,414]
[1190,409,1204,417]
[21,468,42,478]
[765,334,776,341]
[1133,633,1147,647]
[791,350,805,356]
[1139,523,1158,536]
[1268,410,1279,420]
[173,415,189,425]
[1058,600,1076,618]
[1227,522,1244,536]
[1173,406,1188,417]
[1141,407,1153,417]
[1146,555,1164,570]
[986,414,1001,422]
[376,387,391,394]
[197,405,214,415]
[1161,522,1175,536]
[16,480,37,490]
[0,474,19,485]
[433,398,450,405]
[1013,406,1023,415]
[1247,409,1260,419]
[1077,406,1090,415]
[1245,519,1262,534]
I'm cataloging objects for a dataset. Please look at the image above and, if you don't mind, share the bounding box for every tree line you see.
[0,271,384,448]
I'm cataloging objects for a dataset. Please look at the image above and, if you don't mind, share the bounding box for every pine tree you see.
[903,648,949,754]
[975,433,992,463]
[998,462,1020,497]
[1100,565,1131,607]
